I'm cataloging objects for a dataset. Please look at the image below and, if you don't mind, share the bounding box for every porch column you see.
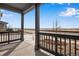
[35,4,40,50]
[21,12,24,41]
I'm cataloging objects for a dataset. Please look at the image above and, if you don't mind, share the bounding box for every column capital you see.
[35,3,40,7]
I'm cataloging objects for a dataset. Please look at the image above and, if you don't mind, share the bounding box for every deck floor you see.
[0,33,53,56]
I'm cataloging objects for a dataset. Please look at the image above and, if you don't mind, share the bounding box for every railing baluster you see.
[17,32,18,39]
[3,33,6,41]
[0,33,1,42]
[2,33,4,42]
[19,32,20,39]
[49,35,50,50]
[69,39,71,56]
[7,33,8,41]
[0,31,20,44]
[16,32,17,39]
[39,33,79,56]
[41,35,43,46]
[8,32,10,44]
[55,35,58,54]
[48,35,49,50]
[12,33,13,40]
[12,32,13,40]
[5,33,6,41]
[42,35,44,47]
[6,33,7,41]
[1,33,2,42]
[44,35,45,48]
[74,39,76,56]
[4,33,5,41]
[9,32,10,40]
[6,33,8,41]
[10,32,12,40]
[18,32,19,39]
[64,38,66,56]
[52,36,53,51]
[46,35,47,49]
[60,37,62,54]
[11,32,12,40]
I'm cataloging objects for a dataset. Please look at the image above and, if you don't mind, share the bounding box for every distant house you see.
[0,21,8,32]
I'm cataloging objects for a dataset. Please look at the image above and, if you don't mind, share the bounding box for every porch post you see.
[35,3,40,50]
[21,12,24,41]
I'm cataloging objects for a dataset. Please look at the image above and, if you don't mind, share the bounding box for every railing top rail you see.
[39,32,79,39]
[0,31,21,33]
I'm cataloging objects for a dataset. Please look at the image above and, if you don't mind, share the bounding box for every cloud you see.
[59,8,79,17]
[50,3,64,5]
[67,3,71,6]
[51,3,71,6]
[3,13,13,17]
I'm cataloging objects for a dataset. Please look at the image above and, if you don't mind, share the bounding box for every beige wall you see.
[0,24,7,32]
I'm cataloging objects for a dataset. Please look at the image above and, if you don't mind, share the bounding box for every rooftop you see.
[0,21,8,24]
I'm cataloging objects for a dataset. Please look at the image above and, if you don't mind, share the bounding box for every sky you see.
[1,3,79,28]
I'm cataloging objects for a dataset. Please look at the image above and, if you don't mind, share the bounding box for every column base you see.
[20,38,24,41]
[35,46,39,50]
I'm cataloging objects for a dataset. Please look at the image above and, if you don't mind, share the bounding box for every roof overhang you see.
[0,3,35,14]
[0,21,8,24]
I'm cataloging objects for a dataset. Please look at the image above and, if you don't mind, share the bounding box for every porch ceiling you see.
[0,3,35,14]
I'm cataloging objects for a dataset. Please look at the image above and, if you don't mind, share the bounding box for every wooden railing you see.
[39,32,79,56]
[0,31,21,44]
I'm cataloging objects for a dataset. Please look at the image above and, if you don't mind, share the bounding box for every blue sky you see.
[1,3,79,28]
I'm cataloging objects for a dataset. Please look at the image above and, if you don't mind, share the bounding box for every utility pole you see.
[53,17,61,33]
[55,18,58,33]
[53,20,55,32]
[0,9,3,21]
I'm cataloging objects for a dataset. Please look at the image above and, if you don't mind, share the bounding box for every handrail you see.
[0,31,21,44]
[39,32,79,40]
[0,31,21,33]
[39,32,79,56]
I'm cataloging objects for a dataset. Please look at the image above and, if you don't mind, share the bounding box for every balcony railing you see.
[39,32,79,56]
[0,31,21,44]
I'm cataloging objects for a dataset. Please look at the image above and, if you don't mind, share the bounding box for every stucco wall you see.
[0,24,7,32]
